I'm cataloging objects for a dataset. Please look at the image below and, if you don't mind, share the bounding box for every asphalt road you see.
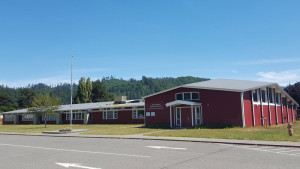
[0,135,299,169]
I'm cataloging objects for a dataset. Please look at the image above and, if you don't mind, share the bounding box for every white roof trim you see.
[166,100,202,107]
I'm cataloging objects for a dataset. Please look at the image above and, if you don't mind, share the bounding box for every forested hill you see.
[102,76,209,99]
[0,76,209,111]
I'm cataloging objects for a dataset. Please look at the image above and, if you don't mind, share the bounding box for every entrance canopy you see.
[165,100,201,107]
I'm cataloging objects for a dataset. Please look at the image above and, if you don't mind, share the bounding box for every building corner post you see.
[241,92,245,127]
[169,106,172,128]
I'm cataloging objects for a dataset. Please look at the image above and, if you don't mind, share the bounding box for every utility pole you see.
[70,56,73,130]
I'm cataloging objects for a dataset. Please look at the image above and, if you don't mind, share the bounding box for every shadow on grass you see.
[193,124,240,129]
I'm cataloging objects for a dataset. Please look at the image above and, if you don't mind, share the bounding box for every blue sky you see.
[0,0,299,87]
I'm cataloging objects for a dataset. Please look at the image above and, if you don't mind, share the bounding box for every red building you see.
[143,79,299,128]
[1,97,145,125]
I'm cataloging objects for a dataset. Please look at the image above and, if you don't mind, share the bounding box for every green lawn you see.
[146,121,300,142]
[0,122,163,135]
[1,121,300,142]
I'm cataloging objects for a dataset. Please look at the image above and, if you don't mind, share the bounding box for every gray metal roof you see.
[1,100,145,115]
[183,79,275,92]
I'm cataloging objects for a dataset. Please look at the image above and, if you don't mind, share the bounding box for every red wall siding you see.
[270,106,276,125]
[92,110,144,124]
[253,104,262,126]
[243,91,254,127]
[262,105,269,125]
[2,120,14,125]
[276,106,283,124]
[145,87,243,127]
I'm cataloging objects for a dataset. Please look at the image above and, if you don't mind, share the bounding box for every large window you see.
[261,89,267,103]
[42,114,57,121]
[176,92,199,101]
[132,110,145,119]
[4,114,13,121]
[22,114,34,121]
[268,88,274,104]
[275,93,281,105]
[66,112,84,120]
[103,111,118,119]
[252,89,260,103]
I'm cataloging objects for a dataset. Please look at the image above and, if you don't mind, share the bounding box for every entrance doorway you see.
[176,108,181,127]
[195,106,203,125]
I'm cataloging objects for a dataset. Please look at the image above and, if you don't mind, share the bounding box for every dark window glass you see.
[192,93,199,100]
[269,88,274,103]
[176,93,183,100]
[184,93,191,100]
[253,90,258,102]
[261,90,266,102]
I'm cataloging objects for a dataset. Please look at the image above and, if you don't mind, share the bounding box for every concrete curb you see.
[0,132,300,148]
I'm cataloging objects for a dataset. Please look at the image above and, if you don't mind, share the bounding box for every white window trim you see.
[42,114,56,121]
[268,88,275,105]
[22,114,34,121]
[132,110,145,119]
[66,112,84,120]
[252,89,260,105]
[4,114,13,121]
[261,89,268,105]
[275,93,282,106]
[175,92,200,101]
[103,111,118,120]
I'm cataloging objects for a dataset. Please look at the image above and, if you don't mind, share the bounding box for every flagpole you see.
[70,56,73,130]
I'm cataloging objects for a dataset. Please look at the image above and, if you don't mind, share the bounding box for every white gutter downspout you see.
[170,106,172,128]
[251,90,255,126]
[267,87,272,125]
[291,103,294,122]
[241,92,245,127]
[281,95,284,123]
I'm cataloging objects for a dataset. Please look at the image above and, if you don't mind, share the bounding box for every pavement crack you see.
[159,147,231,169]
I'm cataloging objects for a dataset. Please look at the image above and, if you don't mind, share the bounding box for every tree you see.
[28,95,61,128]
[86,77,93,103]
[91,80,114,102]
[0,92,16,112]
[18,88,35,108]
[75,77,88,103]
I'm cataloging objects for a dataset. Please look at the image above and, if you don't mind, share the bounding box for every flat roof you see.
[1,100,144,115]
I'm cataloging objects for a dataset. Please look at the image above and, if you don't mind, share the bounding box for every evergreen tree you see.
[86,77,93,103]
[18,88,35,108]
[75,77,88,103]
[91,80,114,102]
[0,92,16,112]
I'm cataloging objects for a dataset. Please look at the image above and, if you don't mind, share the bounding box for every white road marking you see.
[221,144,300,157]
[56,163,101,169]
[146,146,187,150]
[0,143,149,158]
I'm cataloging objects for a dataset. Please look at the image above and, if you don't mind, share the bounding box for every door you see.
[176,108,181,127]
[195,106,203,125]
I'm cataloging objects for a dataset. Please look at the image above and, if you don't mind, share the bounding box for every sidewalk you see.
[0,131,300,148]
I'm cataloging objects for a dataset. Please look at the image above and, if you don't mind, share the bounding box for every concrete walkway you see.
[0,131,300,148]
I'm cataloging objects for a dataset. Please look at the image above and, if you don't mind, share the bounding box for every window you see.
[275,93,281,105]
[103,111,118,119]
[4,114,13,121]
[22,114,34,121]
[261,90,267,103]
[176,93,183,100]
[66,112,84,120]
[268,88,274,104]
[176,92,199,101]
[192,92,199,100]
[252,89,260,103]
[42,114,56,121]
[184,93,191,100]
[132,110,145,119]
